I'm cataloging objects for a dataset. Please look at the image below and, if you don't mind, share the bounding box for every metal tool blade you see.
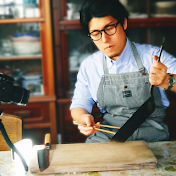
[38,133,51,171]
[111,89,155,142]
[157,37,165,62]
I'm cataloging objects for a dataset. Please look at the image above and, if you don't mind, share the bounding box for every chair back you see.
[0,113,22,151]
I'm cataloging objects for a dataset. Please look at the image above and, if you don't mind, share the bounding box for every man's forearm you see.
[71,107,90,123]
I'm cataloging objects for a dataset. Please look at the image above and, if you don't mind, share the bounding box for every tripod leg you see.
[0,119,28,171]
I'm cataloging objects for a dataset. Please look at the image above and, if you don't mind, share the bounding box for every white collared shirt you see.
[70,38,176,113]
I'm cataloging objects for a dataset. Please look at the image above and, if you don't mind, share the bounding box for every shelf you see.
[0,18,44,24]
[0,3,39,8]
[129,17,176,28]
[0,95,56,104]
[59,20,81,30]
[59,17,176,30]
[29,95,56,103]
[24,123,51,129]
[57,98,71,104]
[70,67,79,72]
[0,55,42,61]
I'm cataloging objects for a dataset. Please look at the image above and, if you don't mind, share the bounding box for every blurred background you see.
[0,0,176,145]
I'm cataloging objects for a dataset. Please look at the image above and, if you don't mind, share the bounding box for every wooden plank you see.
[0,114,22,151]
[29,141,157,174]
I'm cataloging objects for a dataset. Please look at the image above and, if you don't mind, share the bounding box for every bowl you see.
[155,1,176,8]
[11,41,41,55]
[22,74,42,80]
[11,36,39,42]
[154,1,176,15]
[11,33,40,42]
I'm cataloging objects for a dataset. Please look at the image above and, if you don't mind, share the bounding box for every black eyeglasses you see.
[88,21,120,41]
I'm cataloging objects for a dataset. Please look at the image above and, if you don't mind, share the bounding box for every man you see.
[70,0,176,143]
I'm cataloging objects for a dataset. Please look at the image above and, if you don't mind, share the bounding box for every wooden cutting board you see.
[29,141,157,174]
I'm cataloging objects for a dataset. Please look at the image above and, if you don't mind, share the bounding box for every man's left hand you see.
[149,55,169,89]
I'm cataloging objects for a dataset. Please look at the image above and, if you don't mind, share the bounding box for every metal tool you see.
[158,37,165,62]
[38,133,51,171]
[111,37,165,142]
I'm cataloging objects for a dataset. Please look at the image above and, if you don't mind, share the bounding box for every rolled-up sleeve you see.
[70,61,95,114]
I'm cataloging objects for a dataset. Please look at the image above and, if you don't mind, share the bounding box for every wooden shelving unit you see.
[0,0,57,145]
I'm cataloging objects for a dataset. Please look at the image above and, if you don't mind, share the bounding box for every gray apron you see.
[86,41,169,143]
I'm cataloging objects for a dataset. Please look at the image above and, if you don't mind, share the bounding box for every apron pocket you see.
[103,85,118,107]
[103,83,151,109]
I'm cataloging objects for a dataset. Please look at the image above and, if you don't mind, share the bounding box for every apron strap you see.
[103,55,109,74]
[129,40,146,74]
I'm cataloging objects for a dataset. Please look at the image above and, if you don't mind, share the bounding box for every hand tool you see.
[37,133,51,171]
[73,121,120,135]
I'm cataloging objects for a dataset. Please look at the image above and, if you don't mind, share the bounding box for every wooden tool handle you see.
[73,121,117,135]
[94,127,116,135]
[98,124,120,129]
[45,133,51,145]
[73,121,120,129]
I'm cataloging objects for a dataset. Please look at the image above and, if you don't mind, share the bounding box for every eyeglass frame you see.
[87,21,120,41]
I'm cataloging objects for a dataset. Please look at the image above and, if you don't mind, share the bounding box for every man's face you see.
[88,16,127,61]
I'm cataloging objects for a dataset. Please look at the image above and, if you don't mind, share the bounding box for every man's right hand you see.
[78,114,100,136]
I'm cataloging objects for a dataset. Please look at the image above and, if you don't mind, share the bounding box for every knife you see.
[38,133,51,171]
[111,37,165,142]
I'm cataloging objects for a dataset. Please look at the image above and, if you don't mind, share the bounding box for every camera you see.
[0,73,30,105]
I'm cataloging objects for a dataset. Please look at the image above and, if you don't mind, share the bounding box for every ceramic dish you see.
[155,1,176,8]
[11,36,40,42]
[11,41,41,55]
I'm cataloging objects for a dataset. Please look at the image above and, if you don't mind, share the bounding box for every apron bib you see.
[86,40,169,143]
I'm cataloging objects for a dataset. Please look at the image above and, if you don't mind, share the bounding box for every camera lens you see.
[0,73,30,105]
[12,86,30,105]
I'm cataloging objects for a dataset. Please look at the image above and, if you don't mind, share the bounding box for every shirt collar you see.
[105,37,131,69]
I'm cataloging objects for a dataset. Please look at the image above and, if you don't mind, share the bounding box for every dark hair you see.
[80,0,129,35]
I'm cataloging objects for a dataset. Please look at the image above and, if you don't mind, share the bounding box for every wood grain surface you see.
[0,113,22,151]
[29,140,157,174]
